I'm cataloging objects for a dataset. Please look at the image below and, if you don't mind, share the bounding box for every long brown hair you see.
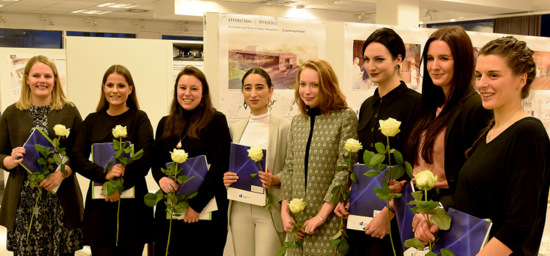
[295,59,348,115]
[162,66,215,139]
[407,26,475,164]
[96,64,140,112]
[16,55,72,110]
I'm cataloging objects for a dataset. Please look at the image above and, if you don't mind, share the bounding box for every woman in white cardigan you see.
[223,67,290,256]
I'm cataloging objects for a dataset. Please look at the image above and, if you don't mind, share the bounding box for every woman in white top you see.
[223,68,290,256]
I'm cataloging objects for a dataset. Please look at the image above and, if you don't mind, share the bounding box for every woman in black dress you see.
[72,64,154,255]
[0,55,83,256]
[152,66,231,255]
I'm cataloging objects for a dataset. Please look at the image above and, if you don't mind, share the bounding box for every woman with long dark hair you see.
[152,66,231,255]
[72,64,154,255]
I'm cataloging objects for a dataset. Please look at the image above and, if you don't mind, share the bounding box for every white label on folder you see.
[227,187,266,206]
[346,215,374,231]
[373,210,381,217]
[250,185,264,193]
[404,247,430,256]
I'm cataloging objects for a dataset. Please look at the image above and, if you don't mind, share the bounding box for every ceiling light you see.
[97,2,140,8]
[72,9,111,15]
[450,18,456,22]
[0,5,4,8]
[419,21,423,24]
[1,0,20,2]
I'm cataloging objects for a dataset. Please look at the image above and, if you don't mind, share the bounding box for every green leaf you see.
[337,239,349,254]
[104,160,114,174]
[34,144,48,153]
[119,157,129,166]
[393,149,404,164]
[404,238,426,250]
[131,149,144,161]
[113,140,120,150]
[114,150,123,159]
[350,173,357,183]
[250,173,258,178]
[377,164,388,172]
[364,170,379,177]
[431,208,452,230]
[277,246,287,256]
[123,147,132,154]
[187,192,198,199]
[426,252,437,256]
[416,200,440,211]
[331,230,342,240]
[392,165,405,180]
[363,150,375,167]
[411,191,423,201]
[440,248,456,256]
[370,153,385,166]
[405,161,413,178]
[330,238,340,247]
[144,193,160,207]
[37,158,46,165]
[53,154,62,164]
[374,142,386,154]
[183,175,197,184]
[374,187,392,201]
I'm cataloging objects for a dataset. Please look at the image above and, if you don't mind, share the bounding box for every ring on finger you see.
[168,185,172,189]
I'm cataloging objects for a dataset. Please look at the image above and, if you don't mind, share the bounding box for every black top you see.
[72,108,154,246]
[152,111,231,214]
[304,106,321,190]
[454,117,550,256]
[358,81,421,163]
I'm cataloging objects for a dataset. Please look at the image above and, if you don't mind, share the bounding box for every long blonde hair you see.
[16,55,71,110]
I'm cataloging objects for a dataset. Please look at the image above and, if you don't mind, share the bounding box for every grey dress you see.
[280,108,358,256]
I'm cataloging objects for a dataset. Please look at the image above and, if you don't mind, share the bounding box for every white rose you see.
[112,125,128,138]
[415,170,438,191]
[288,198,306,214]
[247,146,263,162]
[171,149,188,164]
[379,118,401,137]
[344,138,362,153]
[53,124,70,138]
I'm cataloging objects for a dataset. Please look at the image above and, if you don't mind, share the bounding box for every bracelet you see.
[386,205,396,214]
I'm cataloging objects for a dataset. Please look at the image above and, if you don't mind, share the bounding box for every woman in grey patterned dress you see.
[0,55,84,255]
[280,59,358,256]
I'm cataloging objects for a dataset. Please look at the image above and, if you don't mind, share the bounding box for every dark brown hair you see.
[162,66,215,139]
[295,59,348,115]
[96,64,140,112]
[407,26,475,164]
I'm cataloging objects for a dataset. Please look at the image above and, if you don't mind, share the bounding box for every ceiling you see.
[0,0,549,24]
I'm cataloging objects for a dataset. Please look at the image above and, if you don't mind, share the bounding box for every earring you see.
[243,101,248,110]
[396,64,401,70]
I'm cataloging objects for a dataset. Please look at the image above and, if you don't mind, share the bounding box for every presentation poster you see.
[218,13,326,122]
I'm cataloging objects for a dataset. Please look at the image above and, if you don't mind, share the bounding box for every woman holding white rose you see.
[0,55,84,255]
[222,68,290,256]
[421,37,550,255]
[72,64,154,255]
[152,66,231,255]
[334,27,420,256]
[280,59,358,256]
[406,26,492,223]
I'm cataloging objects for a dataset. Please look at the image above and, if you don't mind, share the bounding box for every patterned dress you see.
[7,105,82,255]
[280,108,358,256]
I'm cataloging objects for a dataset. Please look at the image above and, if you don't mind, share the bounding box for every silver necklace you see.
[487,108,522,141]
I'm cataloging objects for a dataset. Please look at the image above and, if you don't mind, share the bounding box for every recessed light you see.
[72,9,111,15]
[1,0,21,2]
[419,21,424,24]
[97,2,140,8]
[450,18,456,22]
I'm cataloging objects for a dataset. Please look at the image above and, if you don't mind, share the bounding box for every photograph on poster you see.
[351,40,421,91]
[224,17,322,90]
[8,54,67,105]
[532,51,550,90]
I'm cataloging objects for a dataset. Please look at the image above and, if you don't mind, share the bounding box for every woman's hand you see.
[40,170,63,191]
[259,168,273,189]
[223,171,238,187]
[334,201,350,218]
[183,206,200,223]
[160,177,179,193]
[3,147,25,170]
[413,213,439,244]
[364,207,390,239]
[302,214,326,235]
[105,163,125,180]
[105,189,120,202]
[388,180,406,194]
